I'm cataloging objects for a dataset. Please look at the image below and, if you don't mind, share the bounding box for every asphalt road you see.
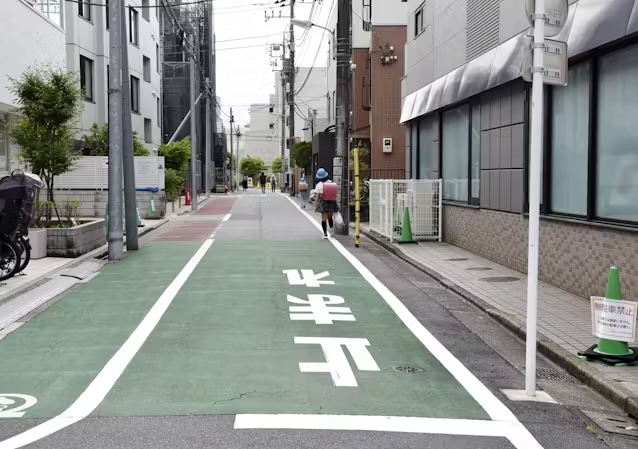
[0,189,634,449]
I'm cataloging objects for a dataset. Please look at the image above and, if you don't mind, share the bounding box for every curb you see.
[358,227,638,419]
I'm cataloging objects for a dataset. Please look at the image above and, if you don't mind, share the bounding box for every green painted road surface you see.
[95,239,488,420]
[0,242,202,419]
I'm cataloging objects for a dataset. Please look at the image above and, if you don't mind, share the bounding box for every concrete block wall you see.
[40,190,167,219]
[46,219,105,258]
[443,205,638,302]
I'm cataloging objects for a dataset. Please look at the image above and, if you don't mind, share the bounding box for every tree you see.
[240,155,265,178]
[83,122,150,156]
[292,141,312,172]
[349,145,370,171]
[159,137,191,202]
[8,66,83,213]
[271,156,282,175]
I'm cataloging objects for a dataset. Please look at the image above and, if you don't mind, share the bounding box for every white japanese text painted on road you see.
[0,395,38,418]
[283,269,335,288]
[294,337,380,387]
[288,294,356,324]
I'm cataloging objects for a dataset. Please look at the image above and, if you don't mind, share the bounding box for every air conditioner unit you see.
[382,138,392,153]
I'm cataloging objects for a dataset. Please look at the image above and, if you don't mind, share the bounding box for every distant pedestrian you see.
[242,175,248,192]
[259,172,266,194]
[270,175,276,192]
[298,176,309,208]
[314,168,339,239]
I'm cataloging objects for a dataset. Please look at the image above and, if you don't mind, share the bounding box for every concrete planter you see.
[46,219,105,258]
[28,228,48,260]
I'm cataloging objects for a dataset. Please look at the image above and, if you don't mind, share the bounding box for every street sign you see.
[591,296,637,343]
[522,37,568,86]
[525,0,568,37]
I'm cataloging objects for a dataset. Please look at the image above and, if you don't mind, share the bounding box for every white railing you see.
[53,156,165,190]
[369,179,442,242]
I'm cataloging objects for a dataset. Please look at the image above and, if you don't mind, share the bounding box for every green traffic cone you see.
[594,267,634,356]
[398,207,417,244]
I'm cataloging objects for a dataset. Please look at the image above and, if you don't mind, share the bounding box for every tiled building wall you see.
[443,205,638,301]
[370,26,407,171]
[352,49,371,141]
[479,79,526,213]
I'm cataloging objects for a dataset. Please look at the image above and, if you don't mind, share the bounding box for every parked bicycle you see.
[0,170,43,282]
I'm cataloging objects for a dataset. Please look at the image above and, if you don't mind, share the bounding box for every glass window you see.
[551,63,590,215]
[142,0,150,21]
[78,0,91,21]
[442,106,469,201]
[143,56,151,82]
[80,56,94,101]
[410,122,418,178]
[35,0,63,28]
[129,8,139,45]
[470,104,481,202]
[418,118,433,179]
[597,45,638,222]
[105,0,109,29]
[0,120,8,171]
[131,76,140,113]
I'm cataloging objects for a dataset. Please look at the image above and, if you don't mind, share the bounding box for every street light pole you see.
[190,35,199,211]
[107,0,124,260]
[120,0,138,250]
[525,0,545,397]
[335,0,351,235]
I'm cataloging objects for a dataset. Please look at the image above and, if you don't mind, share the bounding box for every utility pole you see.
[205,78,211,199]
[190,35,198,211]
[120,0,138,250]
[229,108,234,191]
[335,0,352,235]
[288,0,296,196]
[280,33,286,192]
[107,0,124,260]
[235,125,241,185]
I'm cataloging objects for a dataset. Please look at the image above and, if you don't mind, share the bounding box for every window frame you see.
[143,56,152,82]
[79,55,94,102]
[78,0,91,22]
[130,75,140,113]
[105,0,109,29]
[129,7,139,46]
[414,2,425,38]
[542,37,638,228]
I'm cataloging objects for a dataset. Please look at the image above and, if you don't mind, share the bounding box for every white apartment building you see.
[242,101,280,171]
[0,0,66,175]
[65,0,162,151]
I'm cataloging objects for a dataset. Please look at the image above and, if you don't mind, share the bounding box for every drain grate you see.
[535,367,579,383]
[393,365,423,374]
[466,267,492,271]
[581,409,638,437]
[447,258,469,262]
[480,276,520,283]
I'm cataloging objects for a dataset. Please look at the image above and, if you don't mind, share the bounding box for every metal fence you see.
[369,179,442,242]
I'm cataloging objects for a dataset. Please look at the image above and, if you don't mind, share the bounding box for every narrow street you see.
[0,191,628,449]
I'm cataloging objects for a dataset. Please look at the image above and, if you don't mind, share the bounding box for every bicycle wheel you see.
[15,235,30,274]
[0,239,20,281]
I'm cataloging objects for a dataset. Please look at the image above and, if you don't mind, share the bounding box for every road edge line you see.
[0,238,216,449]
[278,193,543,449]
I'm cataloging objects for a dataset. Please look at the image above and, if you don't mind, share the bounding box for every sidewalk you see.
[0,194,211,303]
[357,223,638,418]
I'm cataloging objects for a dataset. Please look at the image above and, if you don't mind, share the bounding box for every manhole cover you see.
[535,368,579,383]
[393,365,423,374]
[480,276,520,283]
[466,267,492,271]
[447,258,469,261]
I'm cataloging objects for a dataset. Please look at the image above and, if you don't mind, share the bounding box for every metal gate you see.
[369,179,442,242]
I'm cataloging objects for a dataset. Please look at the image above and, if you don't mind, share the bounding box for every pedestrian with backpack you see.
[298,176,309,208]
[314,168,339,239]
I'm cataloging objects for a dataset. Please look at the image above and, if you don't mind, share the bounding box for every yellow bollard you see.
[354,147,361,248]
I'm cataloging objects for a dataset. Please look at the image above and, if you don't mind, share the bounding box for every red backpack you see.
[322,181,338,201]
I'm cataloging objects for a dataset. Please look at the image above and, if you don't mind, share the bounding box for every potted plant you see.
[27,200,51,259]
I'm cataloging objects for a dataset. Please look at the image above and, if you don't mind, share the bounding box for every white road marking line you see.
[223,214,232,222]
[273,193,543,449]
[235,414,523,441]
[0,239,216,449]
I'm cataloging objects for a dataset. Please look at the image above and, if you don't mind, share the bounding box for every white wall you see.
[371,0,408,26]
[0,0,66,174]
[243,102,280,169]
[65,0,162,150]
[0,1,66,110]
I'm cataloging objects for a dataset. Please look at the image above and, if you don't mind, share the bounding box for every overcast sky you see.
[214,0,335,127]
